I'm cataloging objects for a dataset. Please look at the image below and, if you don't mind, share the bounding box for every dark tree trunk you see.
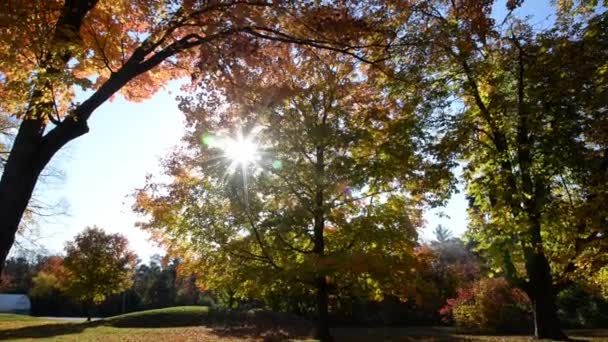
[525,251,568,340]
[518,183,567,341]
[0,0,99,274]
[86,300,93,322]
[0,118,89,274]
[228,289,235,309]
[0,121,46,274]
[313,144,333,342]
[519,214,567,340]
[315,276,333,342]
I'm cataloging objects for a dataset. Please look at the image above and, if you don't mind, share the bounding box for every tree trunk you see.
[0,122,46,274]
[0,117,89,274]
[521,204,567,340]
[313,144,333,342]
[526,251,568,340]
[0,0,99,274]
[86,300,93,322]
[315,276,333,342]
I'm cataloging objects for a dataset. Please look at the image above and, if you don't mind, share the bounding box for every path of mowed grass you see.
[1,307,608,341]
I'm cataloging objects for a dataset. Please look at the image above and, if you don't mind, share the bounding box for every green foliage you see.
[0,256,33,293]
[130,43,460,341]
[132,256,194,309]
[62,227,137,306]
[134,48,447,309]
[29,272,61,298]
[596,267,608,299]
[557,285,608,328]
[428,6,608,300]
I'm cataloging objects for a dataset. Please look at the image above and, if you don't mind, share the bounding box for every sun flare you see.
[223,134,259,167]
[201,128,262,176]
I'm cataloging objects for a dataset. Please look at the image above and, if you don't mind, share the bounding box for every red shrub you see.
[439,277,531,332]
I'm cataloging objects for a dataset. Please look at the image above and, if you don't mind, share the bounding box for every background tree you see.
[413,236,483,322]
[433,225,453,243]
[0,255,34,293]
[62,226,137,321]
[29,255,66,298]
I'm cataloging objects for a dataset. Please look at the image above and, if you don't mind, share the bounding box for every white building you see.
[0,294,31,314]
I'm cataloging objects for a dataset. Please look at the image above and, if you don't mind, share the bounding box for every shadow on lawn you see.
[0,321,98,340]
[193,310,315,341]
[2,312,606,342]
[208,325,463,342]
[0,310,315,341]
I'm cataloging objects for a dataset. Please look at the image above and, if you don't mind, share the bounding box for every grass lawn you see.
[1,307,607,341]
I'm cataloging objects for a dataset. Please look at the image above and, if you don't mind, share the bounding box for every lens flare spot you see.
[202,134,218,148]
[272,160,282,170]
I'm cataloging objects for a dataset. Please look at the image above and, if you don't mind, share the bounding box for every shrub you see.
[557,285,608,328]
[439,277,531,332]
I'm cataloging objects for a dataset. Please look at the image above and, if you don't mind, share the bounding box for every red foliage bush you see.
[439,277,531,332]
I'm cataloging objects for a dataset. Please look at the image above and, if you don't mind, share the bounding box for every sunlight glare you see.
[223,134,259,167]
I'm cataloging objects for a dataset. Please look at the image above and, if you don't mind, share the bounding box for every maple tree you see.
[133,47,451,341]
[62,226,137,321]
[0,0,395,274]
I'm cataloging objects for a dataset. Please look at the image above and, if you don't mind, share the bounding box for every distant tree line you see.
[1,252,208,317]
[2,227,606,329]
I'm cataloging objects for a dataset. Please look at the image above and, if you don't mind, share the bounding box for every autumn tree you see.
[0,0,396,273]
[30,256,66,298]
[62,226,137,321]
[134,48,450,341]
[405,3,608,339]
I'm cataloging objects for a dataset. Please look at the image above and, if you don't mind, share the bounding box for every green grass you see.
[0,313,42,321]
[1,308,608,341]
[104,306,211,327]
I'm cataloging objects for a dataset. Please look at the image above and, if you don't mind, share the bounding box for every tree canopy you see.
[0,1,607,340]
[134,48,456,339]
[62,226,137,320]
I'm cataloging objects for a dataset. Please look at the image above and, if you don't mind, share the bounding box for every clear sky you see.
[18,0,556,262]
[30,84,186,261]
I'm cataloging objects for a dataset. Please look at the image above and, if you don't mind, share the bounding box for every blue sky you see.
[32,84,186,261]
[21,0,556,262]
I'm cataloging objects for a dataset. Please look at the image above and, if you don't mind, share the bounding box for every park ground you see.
[1,307,608,341]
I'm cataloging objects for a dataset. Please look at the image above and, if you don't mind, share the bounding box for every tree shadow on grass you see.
[327,326,476,342]
[109,309,316,341]
[106,312,209,328]
[208,325,314,342]
[567,329,608,341]
[0,321,99,340]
